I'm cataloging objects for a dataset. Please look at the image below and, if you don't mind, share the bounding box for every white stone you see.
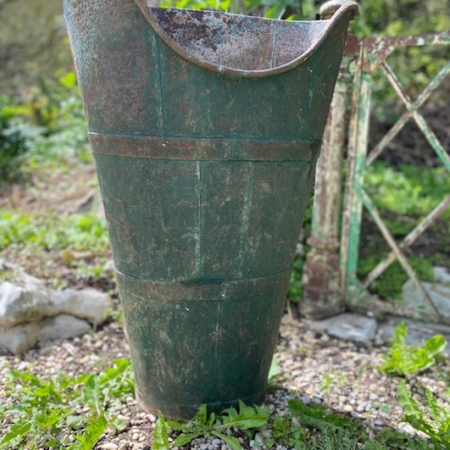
[0,262,111,327]
[311,313,377,344]
[100,444,118,450]
[0,314,91,354]
[52,288,111,325]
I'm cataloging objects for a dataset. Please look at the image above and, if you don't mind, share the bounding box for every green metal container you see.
[64,0,358,419]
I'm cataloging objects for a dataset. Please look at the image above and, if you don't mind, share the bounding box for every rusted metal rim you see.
[133,1,359,78]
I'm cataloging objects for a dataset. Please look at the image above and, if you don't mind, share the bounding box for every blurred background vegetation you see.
[0,0,449,301]
[1,0,448,180]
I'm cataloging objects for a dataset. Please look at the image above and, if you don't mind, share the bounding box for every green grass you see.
[0,360,134,450]
[0,211,108,253]
[0,210,112,286]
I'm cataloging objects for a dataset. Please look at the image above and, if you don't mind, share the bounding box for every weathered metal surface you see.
[340,31,450,323]
[366,62,450,167]
[89,133,319,161]
[136,4,359,77]
[300,53,354,319]
[320,0,359,21]
[363,32,450,72]
[64,0,356,419]
[340,39,372,299]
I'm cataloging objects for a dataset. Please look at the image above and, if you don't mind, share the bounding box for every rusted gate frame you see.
[340,32,450,323]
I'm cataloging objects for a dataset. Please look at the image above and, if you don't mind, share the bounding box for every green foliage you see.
[0,359,134,450]
[365,163,450,218]
[358,257,434,301]
[399,380,450,449]
[154,402,270,450]
[380,322,447,376]
[159,0,317,19]
[271,415,305,449]
[288,400,356,432]
[0,211,108,253]
[288,257,304,303]
[153,412,170,450]
[268,400,431,449]
[0,72,89,183]
[0,95,41,182]
[350,0,449,38]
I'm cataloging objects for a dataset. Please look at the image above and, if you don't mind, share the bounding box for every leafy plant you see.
[399,379,450,449]
[153,402,270,450]
[0,211,109,253]
[271,415,306,449]
[0,95,43,182]
[365,162,450,218]
[380,322,447,376]
[288,400,356,432]
[0,359,134,450]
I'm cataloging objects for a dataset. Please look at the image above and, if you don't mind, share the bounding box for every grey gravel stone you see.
[311,313,377,344]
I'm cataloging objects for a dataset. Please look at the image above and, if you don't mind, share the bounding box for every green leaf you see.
[73,415,107,450]
[423,334,446,357]
[0,420,31,448]
[219,401,269,430]
[381,323,447,376]
[194,404,208,425]
[166,420,190,431]
[66,415,88,429]
[211,431,242,450]
[36,409,62,428]
[172,431,203,447]
[268,356,279,380]
[152,412,170,450]
[288,400,354,431]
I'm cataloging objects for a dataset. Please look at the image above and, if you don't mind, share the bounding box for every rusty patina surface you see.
[64,0,357,418]
[300,68,351,319]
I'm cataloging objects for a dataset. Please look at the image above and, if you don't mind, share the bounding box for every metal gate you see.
[340,32,450,323]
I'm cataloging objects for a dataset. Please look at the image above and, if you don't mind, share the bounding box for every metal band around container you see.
[115,269,292,302]
[89,133,320,162]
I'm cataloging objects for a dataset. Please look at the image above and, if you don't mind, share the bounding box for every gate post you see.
[300,0,358,319]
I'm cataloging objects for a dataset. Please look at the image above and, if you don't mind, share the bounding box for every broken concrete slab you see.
[311,313,377,344]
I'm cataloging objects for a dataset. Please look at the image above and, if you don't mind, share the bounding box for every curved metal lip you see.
[133,1,358,78]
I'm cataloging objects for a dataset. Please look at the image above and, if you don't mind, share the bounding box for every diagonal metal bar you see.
[361,189,442,319]
[363,194,450,288]
[366,63,450,167]
[382,61,450,172]
[412,111,450,172]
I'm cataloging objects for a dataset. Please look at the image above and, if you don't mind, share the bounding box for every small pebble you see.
[100,444,118,450]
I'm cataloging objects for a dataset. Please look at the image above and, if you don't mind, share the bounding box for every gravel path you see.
[1,313,449,449]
